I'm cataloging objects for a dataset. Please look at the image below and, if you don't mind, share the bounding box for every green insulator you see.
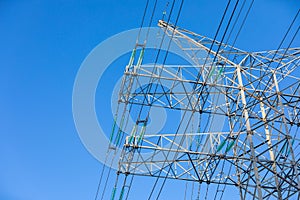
[128,136,133,144]
[217,140,226,152]
[115,116,125,146]
[111,187,117,200]
[225,140,235,153]
[115,131,124,147]
[216,67,224,79]
[279,142,286,154]
[137,124,146,144]
[109,117,117,144]
[128,48,136,67]
[128,125,137,144]
[136,48,145,68]
[119,187,125,200]
[208,66,216,79]
[287,139,295,156]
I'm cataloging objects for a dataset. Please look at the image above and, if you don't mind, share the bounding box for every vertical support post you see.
[273,72,300,192]
[236,66,263,200]
[259,98,282,199]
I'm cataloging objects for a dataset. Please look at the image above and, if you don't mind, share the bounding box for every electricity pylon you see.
[114,20,300,199]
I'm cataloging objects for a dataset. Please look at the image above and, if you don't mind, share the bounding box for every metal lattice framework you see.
[114,20,300,199]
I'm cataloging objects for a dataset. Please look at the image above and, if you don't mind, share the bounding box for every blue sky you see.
[1,1,299,200]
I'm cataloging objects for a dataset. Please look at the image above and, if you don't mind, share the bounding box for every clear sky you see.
[1,0,299,200]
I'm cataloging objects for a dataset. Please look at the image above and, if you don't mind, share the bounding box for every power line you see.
[146,0,241,199]
[97,2,300,200]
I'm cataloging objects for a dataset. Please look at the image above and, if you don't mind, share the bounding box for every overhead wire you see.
[97,1,299,200]
[197,0,255,198]
[113,0,176,199]
[243,8,300,93]
[122,1,182,198]
[135,6,240,198]
[178,5,300,199]
[148,1,240,199]
[93,0,154,199]
[152,1,243,199]
[234,9,300,163]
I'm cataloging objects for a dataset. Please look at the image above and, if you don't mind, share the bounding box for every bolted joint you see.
[246,130,253,135]
[125,171,130,176]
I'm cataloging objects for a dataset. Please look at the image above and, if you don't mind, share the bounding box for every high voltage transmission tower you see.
[105,19,300,200]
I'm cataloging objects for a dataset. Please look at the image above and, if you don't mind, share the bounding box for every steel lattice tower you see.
[112,20,300,200]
